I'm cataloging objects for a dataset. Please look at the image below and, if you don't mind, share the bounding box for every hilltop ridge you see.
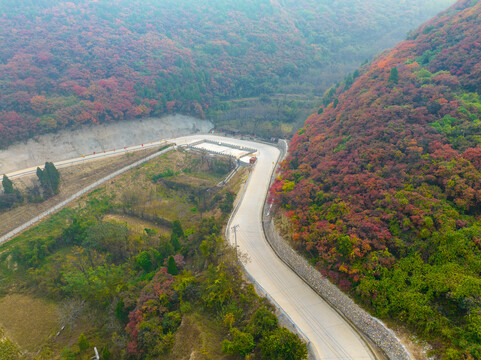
[0,0,454,146]
[272,0,481,357]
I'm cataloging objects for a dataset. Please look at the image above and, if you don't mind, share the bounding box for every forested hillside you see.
[0,0,454,147]
[271,0,481,357]
[0,150,307,359]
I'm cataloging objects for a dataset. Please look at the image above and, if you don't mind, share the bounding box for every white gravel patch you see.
[192,143,250,158]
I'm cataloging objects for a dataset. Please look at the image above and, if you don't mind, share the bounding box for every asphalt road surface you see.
[173,135,376,359]
[3,134,377,359]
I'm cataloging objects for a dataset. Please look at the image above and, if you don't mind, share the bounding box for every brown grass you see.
[166,313,233,360]
[0,294,59,353]
[104,213,170,235]
[0,147,159,237]
[99,150,236,224]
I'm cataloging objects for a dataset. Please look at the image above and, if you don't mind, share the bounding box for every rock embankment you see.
[263,139,411,360]
[263,220,411,360]
[0,115,212,174]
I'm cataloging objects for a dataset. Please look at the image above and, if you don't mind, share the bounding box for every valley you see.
[0,134,396,359]
[1,0,480,358]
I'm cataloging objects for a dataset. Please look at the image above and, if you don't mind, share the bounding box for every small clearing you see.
[103,213,170,235]
[0,294,59,353]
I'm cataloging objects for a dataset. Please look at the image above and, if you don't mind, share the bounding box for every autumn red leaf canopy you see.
[272,0,481,356]
[0,0,454,147]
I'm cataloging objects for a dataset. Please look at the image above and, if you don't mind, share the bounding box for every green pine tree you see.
[36,167,45,186]
[170,233,181,251]
[78,333,89,352]
[172,220,184,238]
[389,67,399,84]
[36,162,60,197]
[167,255,178,275]
[170,220,184,251]
[45,162,60,193]
[36,166,51,198]
[2,174,14,194]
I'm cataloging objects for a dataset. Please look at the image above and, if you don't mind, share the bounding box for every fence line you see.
[0,145,174,246]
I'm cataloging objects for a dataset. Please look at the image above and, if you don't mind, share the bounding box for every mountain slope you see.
[0,0,454,147]
[271,0,481,357]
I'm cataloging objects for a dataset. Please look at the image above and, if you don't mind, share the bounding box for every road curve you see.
[2,133,377,359]
[173,135,376,359]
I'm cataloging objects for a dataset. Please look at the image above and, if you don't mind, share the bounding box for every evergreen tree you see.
[36,167,45,186]
[45,162,60,193]
[78,333,89,352]
[389,67,399,84]
[36,162,60,197]
[172,220,184,238]
[170,233,181,252]
[1,174,23,207]
[167,255,178,275]
[2,174,14,194]
[170,220,184,251]
[36,166,51,197]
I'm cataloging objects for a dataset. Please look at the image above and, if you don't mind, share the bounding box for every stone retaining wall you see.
[262,140,411,360]
[262,220,410,360]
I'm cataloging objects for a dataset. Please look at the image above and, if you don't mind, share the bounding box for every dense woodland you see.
[0,150,307,359]
[271,0,481,357]
[0,0,455,146]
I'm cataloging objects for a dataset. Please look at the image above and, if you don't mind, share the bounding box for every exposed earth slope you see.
[0,114,212,174]
[271,0,481,357]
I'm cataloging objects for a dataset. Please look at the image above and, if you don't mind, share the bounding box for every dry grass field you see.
[0,294,58,353]
[0,147,159,238]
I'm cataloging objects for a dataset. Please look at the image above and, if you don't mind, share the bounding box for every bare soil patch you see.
[166,313,229,360]
[104,213,170,235]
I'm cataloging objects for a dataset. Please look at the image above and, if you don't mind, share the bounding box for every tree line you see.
[1,161,60,210]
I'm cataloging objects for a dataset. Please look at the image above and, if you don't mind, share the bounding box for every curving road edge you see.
[1,134,402,360]
[212,135,377,360]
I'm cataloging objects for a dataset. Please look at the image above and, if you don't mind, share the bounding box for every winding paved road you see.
[2,134,377,359]
[175,135,376,359]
